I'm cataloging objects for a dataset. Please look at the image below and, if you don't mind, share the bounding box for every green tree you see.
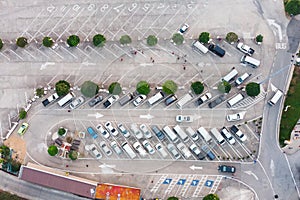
[198,32,210,44]
[42,36,54,47]
[55,80,71,96]
[191,81,204,95]
[108,82,122,95]
[167,197,179,200]
[246,82,260,96]
[147,35,158,46]
[81,81,99,97]
[203,193,220,200]
[67,35,80,47]
[93,34,106,47]
[285,0,300,15]
[226,32,238,43]
[0,38,3,50]
[19,109,27,119]
[58,128,66,136]
[11,160,21,172]
[36,88,44,97]
[256,34,263,43]
[0,145,10,159]
[172,33,184,45]
[69,150,78,160]
[120,35,132,45]
[163,80,178,94]
[0,191,25,200]
[136,81,151,95]
[48,145,58,156]
[218,81,231,93]
[16,37,28,48]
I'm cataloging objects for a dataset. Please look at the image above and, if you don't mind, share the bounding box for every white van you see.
[176,93,194,109]
[210,128,225,145]
[121,142,137,159]
[197,127,212,143]
[227,93,244,107]
[186,127,199,141]
[241,55,260,68]
[147,91,164,106]
[57,92,75,107]
[235,73,250,85]
[222,69,238,82]
[268,89,283,106]
[192,40,208,54]
[173,125,189,142]
[163,126,179,143]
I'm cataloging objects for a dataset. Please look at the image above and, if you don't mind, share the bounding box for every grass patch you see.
[279,67,300,147]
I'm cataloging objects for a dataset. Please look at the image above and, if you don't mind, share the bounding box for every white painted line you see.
[0,52,10,61]
[85,45,106,59]
[21,9,45,37]
[50,48,64,59]
[104,46,119,58]
[128,5,155,35]
[9,50,23,60]
[156,6,184,35]
[113,44,133,58]
[60,46,78,59]
[102,74,113,85]
[103,7,126,35]
[23,49,36,60]
[75,8,99,35]
[75,46,91,59]
[47,8,72,36]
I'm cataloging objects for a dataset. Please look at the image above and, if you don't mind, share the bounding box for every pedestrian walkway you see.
[282,119,300,154]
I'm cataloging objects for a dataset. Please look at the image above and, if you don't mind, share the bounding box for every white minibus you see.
[192,41,208,54]
[222,69,238,82]
[197,127,212,143]
[241,55,260,68]
[176,93,193,109]
[163,126,179,143]
[57,92,75,107]
[173,125,189,142]
[121,142,137,159]
[268,89,283,106]
[227,93,244,107]
[147,91,164,106]
[210,128,225,145]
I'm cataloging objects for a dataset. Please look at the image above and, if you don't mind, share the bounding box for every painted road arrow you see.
[87,112,103,119]
[190,165,203,170]
[139,114,154,119]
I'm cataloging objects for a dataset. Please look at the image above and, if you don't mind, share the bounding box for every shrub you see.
[172,33,184,45]
[19,110,27,119]
[11,160,21,172]
[0,38,3,50]
[198,32,210,44]
[48,145,58,156]
[203,193,220,200]
[218,81,231,93]
[285,0,300,15]
[136,81,150,95]
[246,82,260,96]
[55,80,70,96]
[69,150,78,160]
[42,36,54,47]
[256,34,263,43]
[147,35,158,46]
[162,80,178,94]
[16,37,28,48]
[225,32,238,43]
[36,88,44,97]
[93,34,106,47]
[81,81,99,97]
[167,197,179,200]
[120,35,132,45]
[67,35,80,47]
[191,81,204,95]
[58,128,66,136]
[108,82,122,95]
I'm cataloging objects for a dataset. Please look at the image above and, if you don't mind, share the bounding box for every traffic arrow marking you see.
[87,112,104,119]
[190,165,203,170]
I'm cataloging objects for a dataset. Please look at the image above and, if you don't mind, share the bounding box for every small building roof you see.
[95,183,141,200]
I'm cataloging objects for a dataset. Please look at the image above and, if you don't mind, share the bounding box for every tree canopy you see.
[246,82,260,96]
[199,32,210,44]
[48,145,58,156]
[0,38,3,50]
[93,34,106,47]
[108,82,122,95]
[256,34,263,43]
[167,197,179,200]
[81,81,99,97]
[136,81,151,95]
[55,80,71,96]
[226,32,238,43]
[58,128,66,136]
[16,37,28,48]
[19,110,27,119]
[69,150,78,160]
[191,81,204,95]
[147,35,158,46]
[218,81,231,93]
[285,0,300,15]
[120,35,132,45]
[172,33,184,45]
[42,36,54,47]
[163,80,178,94]
[203,194,220,200]
[67,35,80,47]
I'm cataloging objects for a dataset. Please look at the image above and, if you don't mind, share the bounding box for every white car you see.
[104,121,119,136]
[86,144,102,159]
[176,115,193,123]
[96,124,110,139]
[178,23,189,34]
[133,141,147,156]
[99,141,112,156]
[177,142,192,159]
[133,95,147,107]
[196,93,212,106]
[230,125,247,142]
[155,143,168,158]
[226,112,246,122]
[131,124,143,139]
[103,95,119,108]
[189,144,205,160]
[117,123,130,138]
[236,42,255,56]
[110,141,122,155]
[142,140,155,154]
[221,127,236,145]
[167,144,181,159]
[70,96,85,109]
[140,124,152,139]
[235,73,250,86]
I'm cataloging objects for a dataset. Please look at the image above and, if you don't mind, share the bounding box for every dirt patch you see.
[3,135,27,164]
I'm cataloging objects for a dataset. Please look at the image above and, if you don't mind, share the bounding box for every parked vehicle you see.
[103,95,119,108]
[235,73,250,85]
[210,128,225,145]
[227,93,244,107]
[230,125,247,142]
[104,121,119,136]
[222,69,238,83]
[218,165,236,173]
[122,142,137,159]
[147,91,164,106]
[196,92,212,106]
[186,127,199,141]
[131,124,143,139]
[241,55,260,68]
[96,124,110,139]
[99,141,112,156]
[201,145,216,160]
[177,142,192,159]
[208,44,226,57]
[268,89,283,106]
[70,96,85,109]
[42,93,59,107]
[133,94,147,106]
[165,95,178,106]
[87,144,102,159]
[197,127,212,143]
[87,127,98,139]
[119,93,133,106]
[57,92,75,107]
[226,111,246,122]
[117,123,130,138]
[192,40,208,54]
[208,95,226,108]
[133,141,147,156]
[140,124,152,139]
[151,125,165,140]
[110,141,122,155]
[175,115,193,123]
[167,144,181,159]
[178,23,189,34]
[176,93,193,109]
[189,144,205,160]
[173,125,189,142]
[221,127,236,145]
[142,140,155,154]
[163,126,179,143]
[18,122,29,136]
[88,95,103,107]
[236,42,255,56]
[155,143,168,158]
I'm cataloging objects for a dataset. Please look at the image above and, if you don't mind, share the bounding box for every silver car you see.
[70,96,85,109]
[140,124,152,139]
[100,141,112,156]
[110,141,122,155]
[167,144,181,160]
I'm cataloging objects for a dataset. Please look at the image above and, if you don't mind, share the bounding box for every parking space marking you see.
[104,45,120,58]
[178,175,195,197]
[103,7,126,36]
[50,48,64,59]
[9,50,24,61]
[209,176,222,194]
[23,49,37,60]
[75,8,99,36]
[150,175,168,193]
[192,175,207,197]
[0,52,10,61]
[84,45,106,59]
[163,175,181,199]
[75,46,92,59]
[21,9,45,37]
[47,7,72,37]
[60,46,78,59]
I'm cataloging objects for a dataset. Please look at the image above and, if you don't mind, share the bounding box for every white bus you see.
[268,89,283,106]
[210,128,225,145]
[147,91,164,106]
[176,93,193,109]
[241,55,260,68]
[163,126,179,143]
[192,40,208,54]
[222,69,238,82]
[197,127,212,143]
[57,92,75,107]
[227,93,244,107]
[121,142,137,159]
[173,125,189,142]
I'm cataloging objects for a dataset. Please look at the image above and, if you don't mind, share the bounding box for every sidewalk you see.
[282,119,300,154]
